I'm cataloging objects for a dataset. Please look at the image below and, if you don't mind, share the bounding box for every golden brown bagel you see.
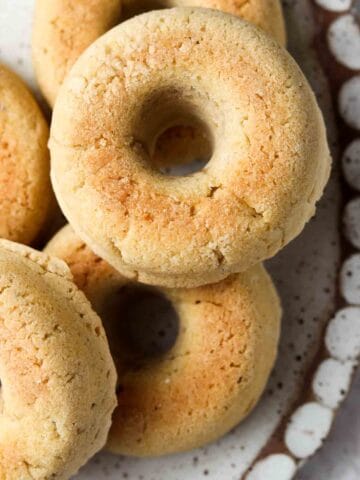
[0,65,52,244]
[32,0,285,107]
[50,9,330,288]
[45,225,281,456]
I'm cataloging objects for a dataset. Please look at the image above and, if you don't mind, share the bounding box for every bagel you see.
[50,9,331,288]
[45,224,281,456]
[0,239,117,479]
[32,0,285,107]
[32,0,122,108]
[0,64,52,244]
[121,0,286,45]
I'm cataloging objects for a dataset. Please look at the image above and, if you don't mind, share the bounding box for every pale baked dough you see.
[32,0,285,107]
[0,239,117,479]
[45,225,281,456]
[0,65,52,244]
[122,0,286,46]
[32,0,123,107]
[50,9,331,288]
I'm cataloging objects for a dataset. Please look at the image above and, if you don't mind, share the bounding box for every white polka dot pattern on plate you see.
[314,0,352,11]
[312,358,355,409]
[285,402,334,459]
[342,139,360,191]
[328,15,360,70]
[325,307,360,361]
[344,197,360,248]
[340,254,360,304]
[246,454,297,480]
[254,1,360,478]
[339,76,360,130]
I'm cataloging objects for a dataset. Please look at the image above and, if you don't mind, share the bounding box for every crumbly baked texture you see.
[45,225,281,456]
[0,239,117,479]
[32,0,285,107]
[121,0,286,45]
[50,8,330,288]
[32,0,122,107]
[0,65,52,244]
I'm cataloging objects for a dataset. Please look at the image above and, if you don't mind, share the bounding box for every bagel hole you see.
[99,285,179,370]
[134,87,214,176]
[151,122,212,176]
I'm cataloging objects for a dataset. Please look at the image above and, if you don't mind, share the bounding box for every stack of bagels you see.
[0,1,330,478]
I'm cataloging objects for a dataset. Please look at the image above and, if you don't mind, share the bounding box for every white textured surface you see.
[326,307,360,361]
[328,15,360,70]
[344,197,360,248]
[342,139,360,192]
[247,455,297,480]
[314,0,352,11]
[339,76,360,130]
[297,369,360,480]
[0,1,35,88]
[285,403,333,459]
[340,254,360,304]
[312,358,355,409]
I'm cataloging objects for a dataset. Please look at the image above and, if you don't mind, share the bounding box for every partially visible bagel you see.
[0,64,52,244]
[50,9,330,287]
[121,0,286,45]
[45,225,281,456]
[32,0,285,107]
[32,0,122,107]
[0,239,117,479]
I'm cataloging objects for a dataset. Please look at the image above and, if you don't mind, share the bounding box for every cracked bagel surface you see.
[50,8,330,288]
[0,65,52,245]
[0,240,117,480]
[45,225,281,457]
[32,0,285,107]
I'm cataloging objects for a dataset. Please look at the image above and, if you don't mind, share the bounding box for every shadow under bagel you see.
[99,284,180,370]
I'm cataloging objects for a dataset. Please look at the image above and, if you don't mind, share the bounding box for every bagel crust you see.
[0,65,52,244]
[50,8,330,288]
[32,0,285,107]
[0,240,117,479]
[32,0,123,107]
[46,225,281,456]
[122,0,286,46]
